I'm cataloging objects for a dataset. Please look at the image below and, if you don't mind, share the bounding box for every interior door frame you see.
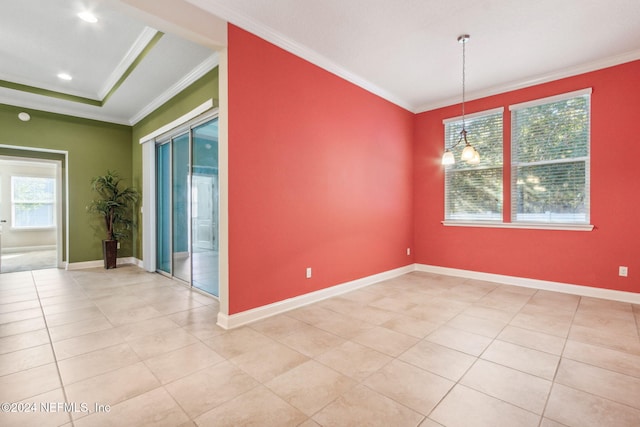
[0,146,68,271]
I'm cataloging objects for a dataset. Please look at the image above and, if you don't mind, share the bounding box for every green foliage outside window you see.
[445,112,503,220]
[444,92,590,224]
[513,95,590,222]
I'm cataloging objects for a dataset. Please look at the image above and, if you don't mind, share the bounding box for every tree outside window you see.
[444,110,504,221]
[511,93,590,223]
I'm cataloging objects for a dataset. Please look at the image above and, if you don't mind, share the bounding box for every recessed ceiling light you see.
[57,73,72,81]
[78,11,98,23]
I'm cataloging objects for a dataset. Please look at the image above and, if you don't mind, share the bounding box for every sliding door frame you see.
[144,109,219,294]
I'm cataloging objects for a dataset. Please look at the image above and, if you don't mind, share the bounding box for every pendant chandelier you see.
[442,34,479,165]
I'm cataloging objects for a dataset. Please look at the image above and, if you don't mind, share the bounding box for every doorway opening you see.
[155,114,219,296]
[0,156,63,273]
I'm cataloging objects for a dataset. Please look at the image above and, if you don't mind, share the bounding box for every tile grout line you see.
[144,306,225,425]
[146,283,225,424]
[339,283,529,425]
[415,286,552,425]
[444,288,544,424]
[47,269,215,424]
[29,270,75,427]
[548,296,640,413]
[536,293,581,427]
[257,314,373,425]
[383,283,508,424]
[35,269,152,424]
[7,268,639,425]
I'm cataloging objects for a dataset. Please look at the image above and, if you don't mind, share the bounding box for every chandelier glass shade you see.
[442,34,479,165]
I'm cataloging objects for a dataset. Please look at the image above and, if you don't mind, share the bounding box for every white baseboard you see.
[1,245,56,253]
[66,257,141,270]
[416,264,640,304]
[216,264,415,329]
[218,263,640,329]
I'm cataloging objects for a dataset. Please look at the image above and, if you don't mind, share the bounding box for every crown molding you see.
[0,80,101,106]
[99,27,160,100]
[0,73,99,101]
[416,48,640,113]
[0,26,163,119]
[185,0,413,112]
[0,91,130,125]
[129,52,219,125]
[0,51,219,126]
[184,1,640,115]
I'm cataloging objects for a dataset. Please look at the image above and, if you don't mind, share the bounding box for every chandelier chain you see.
[442,34,477,166]
[461,36,466,129]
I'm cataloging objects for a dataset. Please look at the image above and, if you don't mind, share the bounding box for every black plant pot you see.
[102,240,118,269]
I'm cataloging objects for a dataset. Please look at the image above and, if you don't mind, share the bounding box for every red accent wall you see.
[414,60,640,293]
[228,25,415,314]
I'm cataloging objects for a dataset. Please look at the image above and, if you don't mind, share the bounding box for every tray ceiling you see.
[0,0,217,125]
[2,0,640,124]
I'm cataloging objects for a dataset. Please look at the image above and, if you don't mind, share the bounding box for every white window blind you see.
[511,90,590,224]
[444,110,503,221]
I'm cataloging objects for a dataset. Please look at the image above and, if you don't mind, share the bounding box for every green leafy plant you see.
[87,170,139,241]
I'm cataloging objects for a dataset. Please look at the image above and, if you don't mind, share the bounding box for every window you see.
[444,108,503,221]
[511,90,591,224]
[442,89,592,230]
[11,176,56,228]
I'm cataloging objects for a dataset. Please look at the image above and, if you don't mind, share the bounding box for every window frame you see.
[443,107,504,223]
[442,88,594,232]
[510,88,591,227]
[11,175,56,230]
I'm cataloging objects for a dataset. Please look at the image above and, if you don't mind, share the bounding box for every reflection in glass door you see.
[156,143,171,274]
[155,116,219,297]
[172,133,191,284]
[191,120,219,295]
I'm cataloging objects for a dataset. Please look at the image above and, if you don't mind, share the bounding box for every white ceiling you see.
[1,0,639,124]
[0,0,217,125]
[188,0,640,112]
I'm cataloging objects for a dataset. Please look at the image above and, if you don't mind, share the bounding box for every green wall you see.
[131,67,219,260]
[0,104,132,263]
[0,67,218,265]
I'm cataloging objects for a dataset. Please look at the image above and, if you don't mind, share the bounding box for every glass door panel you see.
[172,133,191,283]
[154,115,219,297]
[156,143,171,274]
[191,119,219,296]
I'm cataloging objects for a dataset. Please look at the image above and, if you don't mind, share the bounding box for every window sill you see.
[9,226,56,232]
[442,221,594,231]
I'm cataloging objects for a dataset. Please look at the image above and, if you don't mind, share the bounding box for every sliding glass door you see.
[172,133,191,283]
[156,143,171,274]
[191,120,219,295]
[155,115,219,296]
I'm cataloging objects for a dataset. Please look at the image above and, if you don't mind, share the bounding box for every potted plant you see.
[87,170,139,269]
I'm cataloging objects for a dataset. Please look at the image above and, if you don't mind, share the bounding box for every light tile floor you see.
[1,266,639,426]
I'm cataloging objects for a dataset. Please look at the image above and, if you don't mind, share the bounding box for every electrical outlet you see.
[306,267,312,279]
[619,266,628,277]
[407,248,411,256]
[117,242,121,249]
